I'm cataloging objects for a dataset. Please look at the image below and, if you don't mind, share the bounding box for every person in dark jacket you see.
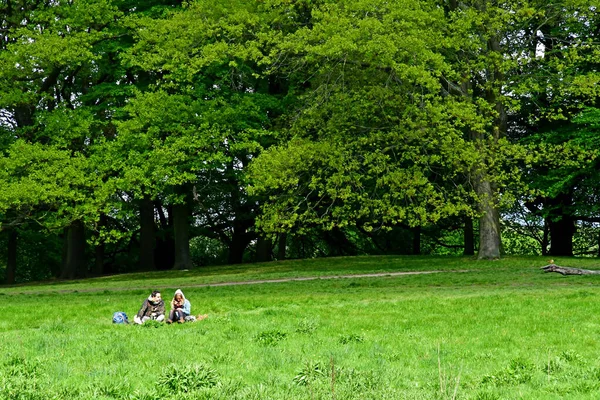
[134,290,165,324]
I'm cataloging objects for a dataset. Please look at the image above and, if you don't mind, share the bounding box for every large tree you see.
[431,0,600,258]
[250,0,481,245]
[115,0,295,265]
[0,0,124,279]
[506,2,600,256]
[0,0,187,279]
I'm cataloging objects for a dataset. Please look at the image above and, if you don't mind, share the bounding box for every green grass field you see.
[2,256,600,399]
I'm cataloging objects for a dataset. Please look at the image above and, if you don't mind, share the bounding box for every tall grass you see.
[1,256,600,399]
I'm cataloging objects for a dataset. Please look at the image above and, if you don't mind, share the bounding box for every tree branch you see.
[541,264,600,275]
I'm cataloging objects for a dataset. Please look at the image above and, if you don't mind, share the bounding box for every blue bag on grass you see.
[112,311,129,324]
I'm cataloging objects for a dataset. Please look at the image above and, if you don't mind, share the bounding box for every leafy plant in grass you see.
[128,388,164,400]
[293,361,326,386]
[573,380,600,394]
[591,366,600,381]
[0,376,45,400]
[89,381,133,398]
[157,364,219,394]
[295,319,317,335]
[0,357,46,400]
[211,353,233,364]
[335,367,380,392]
[481,358,535,386]
[560,350,585,364]
[224,325,241,340]
[545,357,564,374]
[474,391,501,400]
[3,356,41,379]
[338,333,364,344]
[542,350,586,379]
[382,353,401,363]
[52,386,84,399]
[254,330,287,346]
[140,320,163,329]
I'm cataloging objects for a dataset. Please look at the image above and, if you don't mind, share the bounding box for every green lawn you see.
[2,256,600,399]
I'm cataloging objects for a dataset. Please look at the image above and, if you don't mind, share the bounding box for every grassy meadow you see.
[2,256,600,399]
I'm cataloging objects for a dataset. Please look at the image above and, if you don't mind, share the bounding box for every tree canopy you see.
[1,0,599,282]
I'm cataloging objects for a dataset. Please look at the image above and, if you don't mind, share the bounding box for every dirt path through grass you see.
[13,269,470,295]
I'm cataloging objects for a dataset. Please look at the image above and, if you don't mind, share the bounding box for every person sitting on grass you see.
[167,289,191,324]
[133,290,165,324]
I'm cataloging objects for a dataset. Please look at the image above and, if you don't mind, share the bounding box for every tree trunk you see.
[5,229,17,284]
[542,219,550,256]
[547,193,575,257]
[412,226,421,255]
[255,235,273,262]
[155,201,175,270]
[455,27,504,260]
[277,233,287,260]
[463,216,475,256]
[321,227,358,256]
[464,119,502,260]
[61,227,68,277]
[92,242,105,276]
[548,216,575,256]
[91,214,107,276]
[477,180,501,259]
[139,197,156,270]
[60,220,87,279]
[155,234,175,270]
[228,232,248,264]
[474,32,506,260]
[172,203,192,270]
[228,227,253,265]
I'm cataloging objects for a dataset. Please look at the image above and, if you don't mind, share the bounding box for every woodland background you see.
[1,0,599,283]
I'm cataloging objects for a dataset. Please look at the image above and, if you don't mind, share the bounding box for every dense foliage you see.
[0,0,599,282]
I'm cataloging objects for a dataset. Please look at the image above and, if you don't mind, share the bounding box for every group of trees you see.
[0,0,598,283]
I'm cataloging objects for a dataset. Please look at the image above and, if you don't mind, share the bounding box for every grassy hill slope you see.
[2,256,600,399]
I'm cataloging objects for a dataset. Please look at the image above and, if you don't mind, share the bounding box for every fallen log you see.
[541,264,600,276]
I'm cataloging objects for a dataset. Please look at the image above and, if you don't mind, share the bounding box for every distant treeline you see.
[1,0,599,282]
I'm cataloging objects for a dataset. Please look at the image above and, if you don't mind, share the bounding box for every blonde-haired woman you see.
[167,289,191,324]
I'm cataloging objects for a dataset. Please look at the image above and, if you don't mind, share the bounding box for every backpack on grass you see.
[112,311,129,324]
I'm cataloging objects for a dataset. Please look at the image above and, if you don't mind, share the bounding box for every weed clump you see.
[546,357,564,374]
[384,352,402,362]
[292,358,380,400]
[541,350,586,377]
[88,381,133,398]
[0,356,45,399]
[338,333,364,344]
[140,320,163,329]
[336,367,380,391]
[474,391,501,400]
[254,330,287,346]
[295,319,317,335]
[482,358,534,386]
[157,364,219,394]
[4,356,41,379]
[293,361,325,386]
[560,350,584,364]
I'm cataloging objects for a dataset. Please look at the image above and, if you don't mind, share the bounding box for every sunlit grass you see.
[2,255,598,295]
[1,255,600,399]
